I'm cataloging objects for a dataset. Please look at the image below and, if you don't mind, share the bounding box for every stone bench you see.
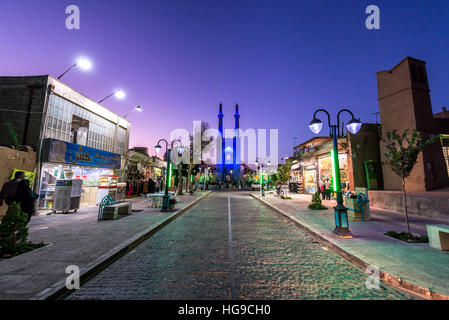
[101,202,132,220]
[426,225,449,251]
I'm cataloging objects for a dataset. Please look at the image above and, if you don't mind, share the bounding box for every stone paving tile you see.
[0,193,206,300]
[68,192,413,300]
[255,192,449,298]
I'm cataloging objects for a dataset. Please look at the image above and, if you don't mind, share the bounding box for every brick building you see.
[376,57,449,192]
[0,75,131,208]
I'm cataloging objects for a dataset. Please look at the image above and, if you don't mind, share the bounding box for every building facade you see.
[0,75,130,208]
[289,124,382,195]
[377,57,449,192]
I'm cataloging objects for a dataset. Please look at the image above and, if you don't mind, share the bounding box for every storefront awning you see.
[127,150,167,168]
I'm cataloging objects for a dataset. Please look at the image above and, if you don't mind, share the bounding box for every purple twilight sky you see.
[1,0,448,162]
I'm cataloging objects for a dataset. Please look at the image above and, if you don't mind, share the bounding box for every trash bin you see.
[168,198,177,211]
[345,189,371,221]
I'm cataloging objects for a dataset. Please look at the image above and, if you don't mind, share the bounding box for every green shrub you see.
[385,231,428,243]
[0,202,46,258]
[0,202,29,256]
[308,192,328,210]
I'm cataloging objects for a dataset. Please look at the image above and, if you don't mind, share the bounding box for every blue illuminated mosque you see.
[216,103,241,183]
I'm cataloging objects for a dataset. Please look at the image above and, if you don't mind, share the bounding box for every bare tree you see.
[184,121,210,193]
[381,129,439,236]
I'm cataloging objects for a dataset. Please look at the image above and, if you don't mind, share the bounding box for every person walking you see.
[148,178,156,194]
[319,180,325,200]
[325,178,331,200]
[0,171,38,224]
[0,171,24,207]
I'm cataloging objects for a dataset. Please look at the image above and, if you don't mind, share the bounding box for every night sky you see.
[1,0,448,161]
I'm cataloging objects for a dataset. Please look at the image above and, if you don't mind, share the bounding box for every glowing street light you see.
[154,138,183,212]
[123,105,143,119]
[77,58,92,71]
[114,90,126,100]
[346,118,362,135]
[98,89,126,104]
[309,108,362,237]
[308,118,323,135]
[57,57,92,80]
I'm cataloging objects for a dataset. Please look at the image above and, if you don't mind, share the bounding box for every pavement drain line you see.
[31,191,213,301]
[250,193,449,301]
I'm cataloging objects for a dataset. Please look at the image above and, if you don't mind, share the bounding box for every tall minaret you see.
[233,103,240,179]
[218,103,225,181]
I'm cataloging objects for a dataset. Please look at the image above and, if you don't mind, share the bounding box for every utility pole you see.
[372,112,380,124]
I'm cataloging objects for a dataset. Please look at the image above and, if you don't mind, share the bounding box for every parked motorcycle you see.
[276,185,284,197]
[189,184,198,195]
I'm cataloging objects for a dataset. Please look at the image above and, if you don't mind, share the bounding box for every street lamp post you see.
[309,108,362,237]
[123,105,142,119]
[57,57,92,80]
[98,89,126,104]
[154,139,184,212]
[201,167,209,192]
[255,157,270,197]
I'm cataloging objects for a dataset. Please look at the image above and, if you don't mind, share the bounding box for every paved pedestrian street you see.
[68,191,414,300]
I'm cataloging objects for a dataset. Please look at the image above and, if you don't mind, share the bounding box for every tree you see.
[277,160,292,184]
[308,192,327,210]
[381,129,439,236]
[185,121,210,193]
[0,202,29,256]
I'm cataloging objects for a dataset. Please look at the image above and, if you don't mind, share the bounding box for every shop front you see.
[39,138,121,209]
[289,161,303,193]
[318,152,350,193]
[125,151,166,196]
[304,165,317,194]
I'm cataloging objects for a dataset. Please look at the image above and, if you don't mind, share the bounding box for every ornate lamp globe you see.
[309,118,323,135]
[154,144,162,154]
[346,118,362,135]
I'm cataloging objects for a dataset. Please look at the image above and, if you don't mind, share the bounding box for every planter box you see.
[101,203,132,220]
[427,225,449,251]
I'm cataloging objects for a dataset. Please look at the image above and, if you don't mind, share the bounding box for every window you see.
[44,93,121,154]
[441,135,449,177]
[411,65,418,83]
[418,66,427,84]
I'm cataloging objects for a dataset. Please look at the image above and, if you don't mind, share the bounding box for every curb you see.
[250,193,449,300]
[31,191,212,300]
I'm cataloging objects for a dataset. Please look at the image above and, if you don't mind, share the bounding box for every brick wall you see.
[0,76,49,151]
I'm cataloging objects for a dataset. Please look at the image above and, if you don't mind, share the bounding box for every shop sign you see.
[291,163,300,170]
[46,139,121,169]
[154,167,162,176]
[10,169,35,186]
